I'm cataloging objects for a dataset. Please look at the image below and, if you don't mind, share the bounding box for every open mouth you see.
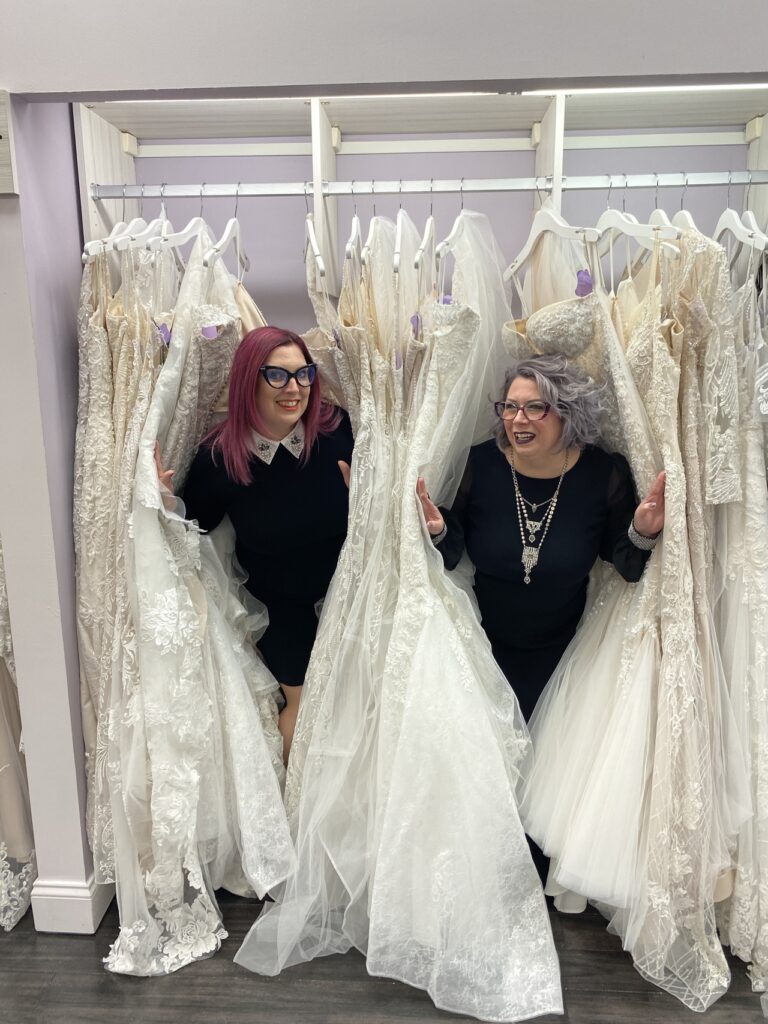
[277,399,301,411]
[513,432,535,445]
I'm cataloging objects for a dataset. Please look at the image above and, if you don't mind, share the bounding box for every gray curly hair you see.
[494,353,606,454]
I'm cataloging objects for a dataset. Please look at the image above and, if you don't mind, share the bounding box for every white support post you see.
[73,104,137,243]
[534,93,565,213]
[746,114,767,228]
[0,92,18,195]
[310,98,339,296]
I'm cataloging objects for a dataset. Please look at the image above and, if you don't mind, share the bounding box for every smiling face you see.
[256,342,312,440]
[504,375,564,465]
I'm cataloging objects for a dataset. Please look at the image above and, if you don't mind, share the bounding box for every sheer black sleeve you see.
[434,460,473,571]
[599,453,651,583]
[181,444,231,532]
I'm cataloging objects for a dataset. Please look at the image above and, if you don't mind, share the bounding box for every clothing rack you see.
[90,171,768,201]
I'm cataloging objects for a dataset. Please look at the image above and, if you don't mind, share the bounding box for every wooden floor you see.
[1,893,764,1024]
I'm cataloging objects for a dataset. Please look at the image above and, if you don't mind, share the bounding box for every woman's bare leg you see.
[278,685,302,765]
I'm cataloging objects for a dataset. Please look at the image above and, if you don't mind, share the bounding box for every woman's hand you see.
[633,470,665,537]
[416,477,445,537]
[154,442,175,492]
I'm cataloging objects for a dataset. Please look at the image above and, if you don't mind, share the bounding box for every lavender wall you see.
[11,98,87,829]
[135,147,315,330]
[136,131,750,329]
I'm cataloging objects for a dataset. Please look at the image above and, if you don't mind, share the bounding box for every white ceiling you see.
[88,88,768,141]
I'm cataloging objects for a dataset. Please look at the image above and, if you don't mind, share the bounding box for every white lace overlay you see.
[236,213,562,1023]
[75,237,293,976]
[0,541,36,931]
[510,232,740,1011]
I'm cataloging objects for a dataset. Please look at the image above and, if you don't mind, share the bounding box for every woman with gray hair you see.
[417,352,665,722]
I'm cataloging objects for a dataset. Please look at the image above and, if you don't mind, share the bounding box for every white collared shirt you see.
[249,420,305,464]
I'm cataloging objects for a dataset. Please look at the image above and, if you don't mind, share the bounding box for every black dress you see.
[437,440,650,721]
[182,415,353,685]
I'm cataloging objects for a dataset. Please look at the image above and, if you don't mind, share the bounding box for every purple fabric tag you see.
[575,269,593,297]
[158,323,171,346]
[410,313,421,338]
[394,351,403,369]
[441,294,452,305]
[201,324,218,340]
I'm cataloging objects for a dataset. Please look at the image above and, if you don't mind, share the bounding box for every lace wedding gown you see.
[511,232,739,1010]
[713,246,768,991]
[0,539,36,931]
[86,234,293,975]
[235,212,562,1023]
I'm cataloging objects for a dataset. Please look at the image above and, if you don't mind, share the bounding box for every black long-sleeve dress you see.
[182,415,354,685]
[437,440,650,720]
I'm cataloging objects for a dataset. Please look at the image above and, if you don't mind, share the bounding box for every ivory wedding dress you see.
[0,539,36,931]
[510,231,740,1011]
[235,212,562,1023]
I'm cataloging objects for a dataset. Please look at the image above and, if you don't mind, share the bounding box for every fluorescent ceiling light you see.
[521,84,768,96]
[98,91,499,107]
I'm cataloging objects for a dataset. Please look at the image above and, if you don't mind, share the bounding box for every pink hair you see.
[206,326,341,486]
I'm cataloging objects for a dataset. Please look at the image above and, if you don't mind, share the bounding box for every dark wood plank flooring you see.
[0,893,763,1024]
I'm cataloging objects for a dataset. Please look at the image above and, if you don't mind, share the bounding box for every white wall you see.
[1,0,766,97]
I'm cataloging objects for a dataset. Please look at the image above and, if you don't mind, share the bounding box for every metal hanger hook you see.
[680,172,688,211]
[654,173,660,210]
[304,181,310,215]
[605,174,613,210]
[371,179,376,218]
[459,177,465,210]
[429,178,434,216]
[350,180,357,216]
[139,183,145,219]
[121,184,126,223]
[234,182,241,219]
[199,183,206,219]
[746,170,753,210]
[159,182,167,221]
[622,172,628,213]
[398,178,403,209]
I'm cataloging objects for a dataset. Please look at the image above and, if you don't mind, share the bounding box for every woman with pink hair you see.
[159,326,352,761]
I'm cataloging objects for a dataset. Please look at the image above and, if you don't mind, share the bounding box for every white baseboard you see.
[31,874,115,934]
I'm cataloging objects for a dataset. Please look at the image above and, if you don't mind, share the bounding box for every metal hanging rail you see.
[90,171,768,202]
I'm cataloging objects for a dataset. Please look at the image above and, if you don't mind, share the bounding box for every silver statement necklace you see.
[510,450,569,584]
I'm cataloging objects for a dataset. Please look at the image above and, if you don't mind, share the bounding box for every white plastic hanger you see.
[671,176,698,231]
[414,214,436,273]
[305,212,326,278]
[345,213,362,262]
[714,208,766,253]
[147,217,207,252]
[596,207,679,258]
[741,209,768,251]
[203,218,250,275]
[114,216,164,251]
[393,199,407,276]
[504,205,600,282]
[82,219,127,263]
[361,213,378,269]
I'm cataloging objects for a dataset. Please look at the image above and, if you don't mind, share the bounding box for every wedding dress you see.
[235,212,562,1023]
[98,234,293,975]
[511,231,737,1010]
[713,246,768,991]
[0,538,36,931]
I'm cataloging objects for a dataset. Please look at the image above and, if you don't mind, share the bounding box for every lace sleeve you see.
[599,452,651,583]
[435,459,473,571]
